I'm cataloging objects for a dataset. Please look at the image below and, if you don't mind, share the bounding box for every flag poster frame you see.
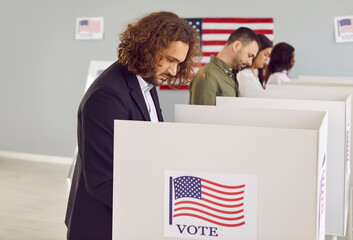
[76,17,104,40]
[334,16,353,43]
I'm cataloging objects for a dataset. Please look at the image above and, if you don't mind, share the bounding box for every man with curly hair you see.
[189,27,260,105]
[65,11,200,240]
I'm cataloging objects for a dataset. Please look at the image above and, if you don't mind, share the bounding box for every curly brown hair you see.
[117,11,201,88]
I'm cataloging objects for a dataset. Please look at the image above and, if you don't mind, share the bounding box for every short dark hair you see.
[117,11,201,88]
[226,27,261,49]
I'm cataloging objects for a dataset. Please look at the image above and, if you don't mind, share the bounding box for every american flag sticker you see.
[76,17,104,40]
[164,170,257,240]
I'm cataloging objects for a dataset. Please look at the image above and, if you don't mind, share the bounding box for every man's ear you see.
[232,41,241,51]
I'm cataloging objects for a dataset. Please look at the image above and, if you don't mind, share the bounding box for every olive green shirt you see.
[189,55,239,105]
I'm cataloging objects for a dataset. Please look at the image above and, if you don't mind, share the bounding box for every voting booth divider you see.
[265,84,353,185]
[113,106,328,240]
[281,77,353,90]
[216,96,351,238]
[297,75,353,84]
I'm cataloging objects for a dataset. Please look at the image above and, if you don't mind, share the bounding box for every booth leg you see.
[338,185,353,240]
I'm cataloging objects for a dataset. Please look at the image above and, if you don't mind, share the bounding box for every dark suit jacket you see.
[65,61,163,240]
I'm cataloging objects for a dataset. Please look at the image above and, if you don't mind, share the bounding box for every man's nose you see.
[168,63,178,76]
[247,58,253,66]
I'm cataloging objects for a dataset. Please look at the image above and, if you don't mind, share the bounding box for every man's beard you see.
[232,54,242,71]
[143,76,156,85]
[144,73,172,86]
[235,64,243,71]
[233,60,246,71]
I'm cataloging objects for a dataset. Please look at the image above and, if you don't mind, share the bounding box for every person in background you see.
[236,34,273,96]
[265,42,295,86]
[65,11,201,240]
[189,27,260,105]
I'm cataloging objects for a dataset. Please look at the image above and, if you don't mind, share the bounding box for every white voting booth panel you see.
[113,112,327,240]
[216,96,351,237]
[174,106,327,240]
[282,79,353,88]
[264,84,353,185]
[297,75,353,84]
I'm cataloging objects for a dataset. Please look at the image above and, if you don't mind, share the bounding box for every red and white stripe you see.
[173,179,246,227]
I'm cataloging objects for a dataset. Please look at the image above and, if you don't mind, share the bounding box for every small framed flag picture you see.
[334,16,353,43]
[76,17,104,40]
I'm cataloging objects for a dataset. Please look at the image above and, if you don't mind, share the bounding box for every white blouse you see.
[267,70,291,85]
[237,68,264,97]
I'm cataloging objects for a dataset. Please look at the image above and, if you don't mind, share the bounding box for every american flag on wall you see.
[171,176,246,227]
[159,17,274,90]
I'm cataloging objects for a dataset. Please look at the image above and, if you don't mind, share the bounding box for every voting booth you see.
[216,96,351,238]
[112,107,327,240]
[264,84,353,185]
[174,106,328,240]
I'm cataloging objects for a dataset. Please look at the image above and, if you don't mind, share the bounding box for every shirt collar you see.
[136,75,154,92]
[281,70,289,75]
[210,55,235,78]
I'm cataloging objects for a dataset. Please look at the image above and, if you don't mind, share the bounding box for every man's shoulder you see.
[201,60,221,73]
[97,61,125,81]
[81,62,132,106]
[90,61,131,90]
[193,62,222,82]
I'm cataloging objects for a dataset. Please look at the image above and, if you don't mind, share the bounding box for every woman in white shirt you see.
[265,42,295,86]
[237,34,273,97]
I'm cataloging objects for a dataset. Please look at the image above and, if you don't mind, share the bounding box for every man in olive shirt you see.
[189,27,260,105]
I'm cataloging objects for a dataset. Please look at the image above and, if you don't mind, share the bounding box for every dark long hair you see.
[257,34,273,51]
[117,11,201,88]
[265,42,295,83]
[255,34,273,84]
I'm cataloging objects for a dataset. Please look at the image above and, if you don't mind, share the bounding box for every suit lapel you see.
[122,68,151,121]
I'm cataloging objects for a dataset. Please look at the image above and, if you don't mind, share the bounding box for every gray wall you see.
[1,0,353,158]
